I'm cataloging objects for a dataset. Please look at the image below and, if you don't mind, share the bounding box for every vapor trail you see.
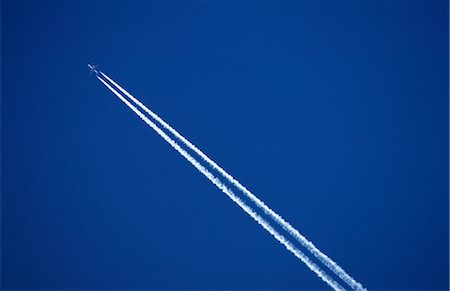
[99,71,365,291]
[96,75,344,291]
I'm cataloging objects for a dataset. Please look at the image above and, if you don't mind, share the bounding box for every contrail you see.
[99,71,365,291]
[96,75,344,291]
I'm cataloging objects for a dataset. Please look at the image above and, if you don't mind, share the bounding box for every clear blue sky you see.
[2,0,448,289]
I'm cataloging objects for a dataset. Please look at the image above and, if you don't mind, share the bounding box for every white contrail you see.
[99,71,365,291]
[96,75,344,291]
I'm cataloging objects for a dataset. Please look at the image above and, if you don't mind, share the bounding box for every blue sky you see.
[2,0,448,289]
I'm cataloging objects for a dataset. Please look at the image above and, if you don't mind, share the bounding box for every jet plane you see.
[88,64,99,76]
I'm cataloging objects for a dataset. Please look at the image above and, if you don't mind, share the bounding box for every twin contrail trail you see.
[99,71,365,291]
[93,66,365,290]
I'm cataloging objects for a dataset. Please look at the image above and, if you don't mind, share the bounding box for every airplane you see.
[88,64,99,76]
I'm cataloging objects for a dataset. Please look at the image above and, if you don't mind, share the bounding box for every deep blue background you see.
[2,0,448,289]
